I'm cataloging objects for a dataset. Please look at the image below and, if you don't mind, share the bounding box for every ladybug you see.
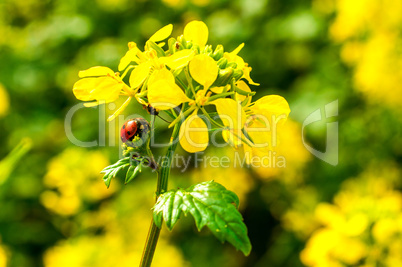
[121,118,150,147]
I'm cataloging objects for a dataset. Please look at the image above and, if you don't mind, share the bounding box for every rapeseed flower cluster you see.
[40,148,114,216]
[301,165,402,267]
[73,21,290,158]
[314,0,402,108]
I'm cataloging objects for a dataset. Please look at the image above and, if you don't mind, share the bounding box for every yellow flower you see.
[220,93,290,163]
[177,91,247,153]
[73,24,195,121]
[158,50,289,154]
[72,20,290,159]
[73,66,126,107]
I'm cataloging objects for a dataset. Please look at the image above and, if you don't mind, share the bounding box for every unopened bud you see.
[233,69,244,81]
[212,45,224,60]
[213,68,234,87]
[217,58,228,69]
[145,41,165,57]
[168,37,177,54]
[226,62,238,69]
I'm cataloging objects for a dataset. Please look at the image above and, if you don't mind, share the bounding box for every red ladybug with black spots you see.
[121,118,150,147]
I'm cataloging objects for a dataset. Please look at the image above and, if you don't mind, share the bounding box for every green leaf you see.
[100,157,131,188]
[125,162,142,184]
[153,181,251,256]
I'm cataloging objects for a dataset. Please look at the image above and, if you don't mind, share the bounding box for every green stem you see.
[139,121,182,267]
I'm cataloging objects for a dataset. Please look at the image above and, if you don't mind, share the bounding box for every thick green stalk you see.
[139,121,182,267]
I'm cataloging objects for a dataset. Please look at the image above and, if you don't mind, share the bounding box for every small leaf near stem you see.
[101,157,131,188]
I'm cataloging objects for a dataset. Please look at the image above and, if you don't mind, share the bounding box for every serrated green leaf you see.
[125,165,135,184]
[125,162,142,184]
[152,180,251,255]
[101,157,131,188]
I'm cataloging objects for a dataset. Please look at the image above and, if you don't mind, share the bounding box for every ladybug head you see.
[121,118,150,148]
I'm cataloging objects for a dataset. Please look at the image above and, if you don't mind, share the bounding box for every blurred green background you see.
[0,0,401,266]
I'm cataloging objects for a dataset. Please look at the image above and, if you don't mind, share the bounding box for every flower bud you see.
[226,62,238,69]
[217,58,228,69]
[212,45,224,60]
[176,35,187,46]
[203,45,213,54]
[146,40,165,57]
[233,69,244,81]
[168,37,177,54]
[213,68,234,87]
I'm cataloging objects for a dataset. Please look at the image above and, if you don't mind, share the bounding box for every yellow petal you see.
[161,49,195,70]
[129,62,151,89]
[118,43,141,71]
[183,20,208,47]
[179,112,209,153]
[210,86,226,94]
[211,98,246,129]
[235,80,252,104]
[148,79,191,110]
[148,67,175,86]
[73,77,122,103]
[252,95,290,119]
[149,24,173,42]
[231,43,245,55]
[79,66,115,78]
[83,101,102,107]
[189,54,218,89]
[243,65,260,86]
[244,118,272,150]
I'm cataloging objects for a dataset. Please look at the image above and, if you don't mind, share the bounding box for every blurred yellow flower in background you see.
[0,84,9,118]
[250,119,310,183]
[0,243,7,267]
[301,163,402,267]
[44,233,189,267]
[43,178,189,267]
[281,186,320,239]
[317,0,402,109]
[40,147,114,216]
